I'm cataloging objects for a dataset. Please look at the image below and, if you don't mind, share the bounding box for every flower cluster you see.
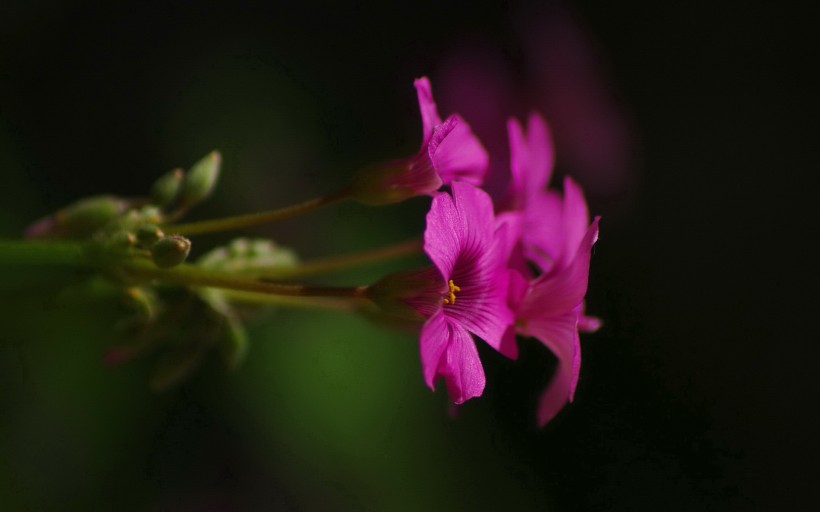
[368,79,601,425]
[17,76,600,426]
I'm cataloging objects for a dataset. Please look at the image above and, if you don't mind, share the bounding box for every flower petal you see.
[424,182,513,356]
[414,76,443,143]
[424,182,496,281]
[447,267,511,355]
[521,189,564,273]
[442,321,486,404]
[506,268,529,313]
[441,183,513,350]
[561,176,591,266]
[420,311,486,404]
[524,113,555,194]
[520,217,599,319]
[430,115,488,186]
[506,113,555,206]
[420,311,449,389]
[494,211,523,266]
[499,325,519,360]
[507,116,527,202]
[525,312,581,427]
[578,307,603,333]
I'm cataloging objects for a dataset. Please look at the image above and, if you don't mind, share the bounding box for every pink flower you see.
[505,113,601,327]
[498,113,602,425]
[510,218,599,426]
[414,77,489,187]
[505,114,589,276]
[350,77,488,205]
[419,181,513,403]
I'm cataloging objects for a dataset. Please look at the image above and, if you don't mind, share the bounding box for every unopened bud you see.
[26,195,129,239]
[111,230,138,248]
[136,224,165,247]
[150,235,191,268]
[179,151,221,206]
[150,168,184,208]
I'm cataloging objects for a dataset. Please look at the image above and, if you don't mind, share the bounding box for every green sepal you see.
[179,151,221,206]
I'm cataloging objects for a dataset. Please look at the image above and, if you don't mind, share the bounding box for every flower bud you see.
[150,235,191,268]
[135,224,165,247]
[25,195,129,239]
[179,151,221,206]
[150,168,184,208]
[110,230,138,248]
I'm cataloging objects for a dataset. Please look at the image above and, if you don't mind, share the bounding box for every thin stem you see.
[162,190,350,236]
[257,238,422,279]
[118,258,369,299]
[0,239,88,267]
[219,290,358,312]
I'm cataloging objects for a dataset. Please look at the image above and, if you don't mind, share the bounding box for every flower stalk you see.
[0,239,89,267]
[256,238,422,279]
[162,190,350,236]
[117,258,369,299]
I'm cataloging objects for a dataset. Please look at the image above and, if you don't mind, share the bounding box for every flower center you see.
[443,279,461,305]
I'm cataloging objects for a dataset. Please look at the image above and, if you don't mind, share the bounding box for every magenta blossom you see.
[419,181,513,403]
[505,113,601,326]
[414,77,489,186]
[350,77,488,205]
[497,113,602,425]
[506,218,599,426]
[505,113,590,275]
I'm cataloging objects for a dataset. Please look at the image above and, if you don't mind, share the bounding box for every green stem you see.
[218,290,358,312]
[162,190,350,236]
[257,238,422,279]
[118,258,369,299]
[0,239,88,266]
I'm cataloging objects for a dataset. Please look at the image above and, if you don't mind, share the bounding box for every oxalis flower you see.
[497,113,602,426]
[505,113,601,330]
[350,77,488,205]
[505,113,580,274]
[368,181,512,403]
[421,182,513,403]
[507,218,599,426]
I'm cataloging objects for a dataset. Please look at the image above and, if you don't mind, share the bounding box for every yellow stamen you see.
[443,279,461,304]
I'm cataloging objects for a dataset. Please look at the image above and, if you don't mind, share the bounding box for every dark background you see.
[1,1,817,510]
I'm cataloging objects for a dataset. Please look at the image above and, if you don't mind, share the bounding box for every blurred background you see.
[1,1,816,510]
